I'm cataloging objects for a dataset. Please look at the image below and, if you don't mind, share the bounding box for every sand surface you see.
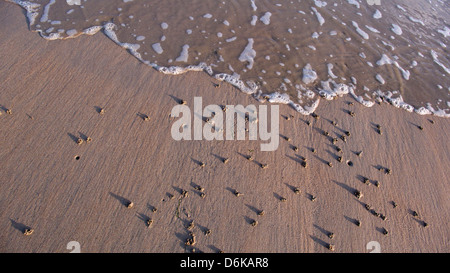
[0,2,448,253]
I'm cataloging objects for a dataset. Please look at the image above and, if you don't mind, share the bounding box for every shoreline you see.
[6,0,450,118]
[0,2,449,253]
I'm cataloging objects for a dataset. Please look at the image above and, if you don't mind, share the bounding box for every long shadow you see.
[332,144,344,153]
[299,117,312,126]
[325,150,339,161]
[407,209,419,217]
[313,154,329,166]
[236,152,262,167]
[341,108,353,115]
[190,157,205,167]
[273,192,285,202]
[94,106,104,114]
[109,192,131,207]
[279,133,290,141]
[136,112,149,121]
[68,133,79,144]
[332,131,346,142]
[226,187,239,196]
[313,224,332,237]
[304,146,316,153]
[356,175,377,186]
[10,219,30,233]
[411,217,427,227]
[372,164,386,172]
[369,122,380,131]
[147,203,157,212]
[323,117,334,126]
[375,227,387,235]
[243,216,255,225]
[294,154,306,161]
[190,181,202,190]
[332,180,357,196]
[174,231,190,252]
[407,121,423,130]
[136,213,150,227]
[245,204,261,216]
[211,153,227,163]
[332,124,349,135]
[344,215,360,226]
[309,235,329,249]
[284,183,298,193]
[288,144,299,152]
[168,94,184,104]
[312,127,326,136]
[286,154,303,165]
[306,192,316,201]
[171,186,185,195]
[207,245,223,253]
[196,223,210,235]
[78,131,89,141]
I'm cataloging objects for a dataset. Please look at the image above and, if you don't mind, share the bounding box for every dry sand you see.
[0,2,448,253]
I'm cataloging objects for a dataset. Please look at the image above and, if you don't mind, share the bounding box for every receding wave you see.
[6,0,450,117]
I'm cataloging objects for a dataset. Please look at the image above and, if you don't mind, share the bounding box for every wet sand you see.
[0,3,448,253]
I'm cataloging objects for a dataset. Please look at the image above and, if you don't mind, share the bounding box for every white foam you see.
[66,29,77,37]
[66,0,81,5]
[365,25,380,33]
[311,7,325,26]
[152,43,163,54]
[215,73,258,94]
[250,0,257,11]
[161,22,168,29]
[318,80,352,100]
[8,0,41,26]
[103,23,142,61]
[175,44,190,62]
[327,63,338,79]
[437,27,450,38]
[376,54,393,66]
[251,15,258,26]
[391,24,403,35]
[352,21,369,40]
[347,0,360,8]
[260,12,272,25]
[82,26,102,36]
[375,74,385,84]
[40,0,55,23]
[408,16,425,26]
[314,0,327,8]
[376,54,410,80]
[430,50,450,74]
[302,64,317,84]
[373,10,382,19]
[239,38,256,69]
[376,90,414,112]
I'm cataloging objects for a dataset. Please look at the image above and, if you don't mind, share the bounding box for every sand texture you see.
[0,3,448,253]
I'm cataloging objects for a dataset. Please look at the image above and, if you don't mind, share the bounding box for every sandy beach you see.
[0,2,449,253]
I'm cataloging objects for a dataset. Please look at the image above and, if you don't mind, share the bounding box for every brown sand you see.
[0,2,448,253]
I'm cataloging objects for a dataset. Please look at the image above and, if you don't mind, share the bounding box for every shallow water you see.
[6,0,450,117]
